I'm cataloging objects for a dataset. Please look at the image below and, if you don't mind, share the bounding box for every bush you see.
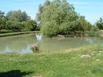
[23,20,37,31]
[6,21,23,32]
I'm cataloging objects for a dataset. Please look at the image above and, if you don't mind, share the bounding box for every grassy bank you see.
[0,45,103,77]
[0,31,39,37]
[0,30,101,38]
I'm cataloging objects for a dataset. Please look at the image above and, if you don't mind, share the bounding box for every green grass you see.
[0,45,103,77]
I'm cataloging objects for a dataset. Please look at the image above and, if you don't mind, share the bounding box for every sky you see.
[0,0,103,24]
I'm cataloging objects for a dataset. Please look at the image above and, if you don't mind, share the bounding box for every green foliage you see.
[37,0,78,37]
[91,25,99,31]
[0,11,6,31]
[37,0,93,37]
[6,10,30,22]
[96,17,103,30]
[0,10,37,33]
[41,20,59,37]
[6,10,33,32]
[78,16,93,31]
[6,20,23,32]
[23,20,37,31]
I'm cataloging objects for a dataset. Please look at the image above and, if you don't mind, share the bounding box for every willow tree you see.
[37,0,79,37]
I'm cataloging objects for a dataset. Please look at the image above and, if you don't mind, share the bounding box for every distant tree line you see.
[36,0,100,37]
[0,10,38,33]
[0,0,103,37]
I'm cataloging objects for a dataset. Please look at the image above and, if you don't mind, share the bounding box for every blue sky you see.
[0,0,103,24]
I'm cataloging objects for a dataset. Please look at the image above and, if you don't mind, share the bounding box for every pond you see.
[0,34,103,54]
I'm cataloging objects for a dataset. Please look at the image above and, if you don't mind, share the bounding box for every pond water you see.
[0,34,103,54]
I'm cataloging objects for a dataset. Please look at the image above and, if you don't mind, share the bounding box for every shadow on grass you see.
[0,70,33,77]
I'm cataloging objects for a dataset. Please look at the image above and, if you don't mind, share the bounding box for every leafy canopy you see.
[37,0,93,37]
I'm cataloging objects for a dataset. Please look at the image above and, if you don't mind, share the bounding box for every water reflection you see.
[2,45,33,54]
[85,37,96,44]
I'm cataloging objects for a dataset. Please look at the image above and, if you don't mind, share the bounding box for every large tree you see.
[6,10,30,22]
[37,0,79,37]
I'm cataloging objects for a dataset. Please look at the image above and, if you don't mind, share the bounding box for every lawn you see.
[0,45,103,77]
